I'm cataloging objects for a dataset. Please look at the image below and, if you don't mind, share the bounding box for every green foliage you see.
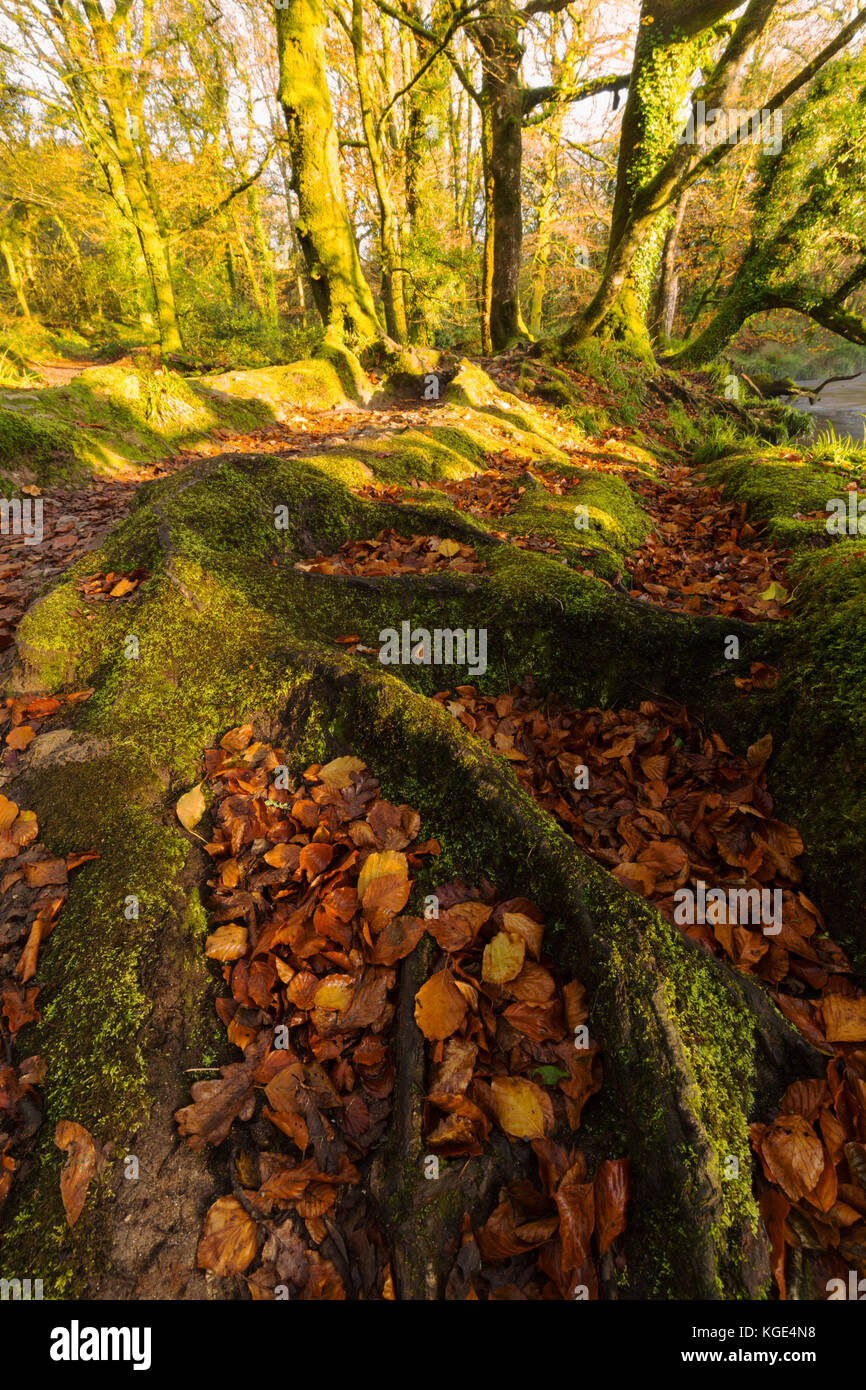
[177,298,322,371]
[806,423,866,468]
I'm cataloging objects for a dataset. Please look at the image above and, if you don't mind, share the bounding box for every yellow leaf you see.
[502,911,544,960]
[109,577,136,597]
[313,974,355,1012]
[176,782,206,832]
[438,538,460,557]
[357,850,408,901]
[490,1077,550,1140]
[318,756,366,790]
[482,930,525,984]
[759,581,789,602]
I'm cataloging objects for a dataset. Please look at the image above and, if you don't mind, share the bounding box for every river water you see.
[792,373,866,443]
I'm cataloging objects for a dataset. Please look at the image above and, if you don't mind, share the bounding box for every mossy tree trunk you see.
[669,108,866,366]
[275,0,384,347]
[403,4,451,339]
[650,186,689,345]
[54,3,184,353]
[472,5,531,353]
[247,187,279,328]
[347,0,409,342]
[0,234,31,318]
[561,0,785,354]
[570,0,718,355]
[528,129,562,336]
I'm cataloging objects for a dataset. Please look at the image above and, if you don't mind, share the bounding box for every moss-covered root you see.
[276,657,825,1299]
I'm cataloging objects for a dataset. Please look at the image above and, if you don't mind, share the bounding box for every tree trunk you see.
[561,0,749,352]
[529,137,561,335]
[276,0,383,347]
[247,187,279,328]
[590,6,708,352]
[0,237,31,318]
[650,187,689,345]
[472,4,530,353]
[350,0,408,343]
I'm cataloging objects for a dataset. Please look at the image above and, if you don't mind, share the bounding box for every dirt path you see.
[23,356,106,387]
[0,400,448,657]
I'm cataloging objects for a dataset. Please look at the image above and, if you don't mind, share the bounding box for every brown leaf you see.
[54,1120,97,1227]
[205,923,248,962]
[197,1195,258,1275]
[758,1185,789,1299]
[594,1158,629,1254]
[414,969,468,1041]
[822,993,866,1043]
[369,914,425,965]
[757,1114,825,1202]
[555,1163,595,1276]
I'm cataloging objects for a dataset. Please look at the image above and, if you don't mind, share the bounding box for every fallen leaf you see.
[197,1195,258,1275]
[177,782,206,832]
[482,930,525,984]
[414,969,468,1040]
[54,1120,97,1227]
[490,1076,552,1140]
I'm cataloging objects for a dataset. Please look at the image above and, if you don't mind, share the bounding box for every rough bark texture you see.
[650,187,689,344]
[472,4,530,352]
[276,0,383,346]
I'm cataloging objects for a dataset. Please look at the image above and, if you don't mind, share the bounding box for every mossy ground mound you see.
[0,350,847,1301]
[0,352,365,489]
[701,441,866,974]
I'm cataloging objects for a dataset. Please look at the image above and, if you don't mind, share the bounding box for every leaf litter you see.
[178,729,628,1299]
[436,678,866,1296]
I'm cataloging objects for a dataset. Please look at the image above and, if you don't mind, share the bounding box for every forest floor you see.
[1,346,865,1302]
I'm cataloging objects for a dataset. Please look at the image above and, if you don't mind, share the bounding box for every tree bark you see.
[0,236,31,318]
[473,7,530,352]
[276,0,383,346]
[349,0,409,342]
[650,187,689,345]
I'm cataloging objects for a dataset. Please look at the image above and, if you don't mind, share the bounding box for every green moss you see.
[0,751,187,1294]
[0,352,367,486]
[700,446,857,546]
[694,440,866,972]
[2,350,795,1297]
[577,857,759,1296]
[0,405,84,485]
[200,354,363,417]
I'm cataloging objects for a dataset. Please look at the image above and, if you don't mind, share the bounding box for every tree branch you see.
[523,72,629,116]
[168,150,274,242]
